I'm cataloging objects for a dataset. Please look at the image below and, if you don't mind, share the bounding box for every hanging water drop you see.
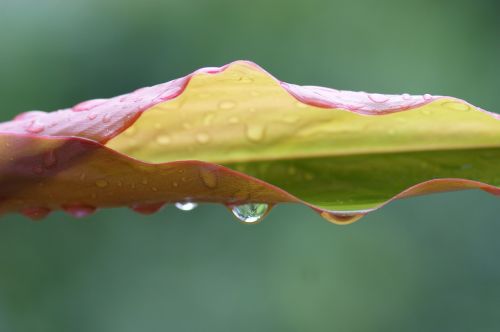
[320,211,364,224]
[21,207,51,221]
[175,202,198,211]
[63,204,96,218]
[231,203,268,223]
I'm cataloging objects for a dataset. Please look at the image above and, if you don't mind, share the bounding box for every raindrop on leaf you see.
[231,203,269,223]
[175,202,198,211]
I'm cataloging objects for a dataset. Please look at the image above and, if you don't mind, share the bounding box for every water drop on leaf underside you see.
[175,202,198,211]
[231,203,269,223]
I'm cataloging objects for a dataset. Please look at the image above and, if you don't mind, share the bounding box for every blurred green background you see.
[0,0,499,331]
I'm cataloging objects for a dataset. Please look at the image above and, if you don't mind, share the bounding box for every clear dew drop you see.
[63,204,96,218]
[156,134,171,145]
[245,125,265,142]
[196,132,211,144]
[95,179,108,188]
[368,93,389,103]
[441,101,471,112]
[238,76,253,83]
[43,151,57,168]
[199,168,217,188]
[21,207,51,221]
[175,202,198,211]
[231,203,269,223]
[219,100,236,110]
[102,113,112,123]
[203,112,215,126]
[26,120,45,134]
[423,93,433,100]
[87,113,97,120]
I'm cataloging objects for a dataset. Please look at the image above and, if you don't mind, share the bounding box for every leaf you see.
[0,61,498,223]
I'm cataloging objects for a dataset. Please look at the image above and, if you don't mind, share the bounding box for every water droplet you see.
[199,168,217,188]
[305,173,315,180]
[368,93,389,103]
[26,120,45,134]
[21,207,51,221]
[423,94,433,100]
[238,76,253,83]
[231,203,269,223]
[245,125,265,142]
[130,202,165,215]
[203,112,215,126]
[441,101,471,112]
[43,151,57,168]
[196,132,211,144]
[73,99,106,112]
[102,113,112,123]
[156,134,171,145]
[95,179,108,188]
[461,163,473,170]
[63,204,96,218]
[283,114,300,124]
[219,100,236,109]
[401,93,411,100]
[320,211,364,224]
[87,113,97,120]
[14,110,46,121]
[32,165,43,175]
[175,202,198,211]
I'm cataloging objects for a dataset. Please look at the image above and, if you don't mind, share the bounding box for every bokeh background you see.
[0,0,499,331]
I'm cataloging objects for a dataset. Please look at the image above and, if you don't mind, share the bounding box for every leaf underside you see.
[0,61,498,223]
